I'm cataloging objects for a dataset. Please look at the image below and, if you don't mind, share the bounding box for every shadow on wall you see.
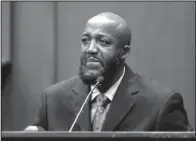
[1,59,13,130]
[2,60,12,91]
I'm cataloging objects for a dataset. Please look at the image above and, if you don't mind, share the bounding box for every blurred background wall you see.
[1,1,195,130]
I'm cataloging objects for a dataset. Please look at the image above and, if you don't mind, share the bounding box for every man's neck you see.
[98,64,125,93]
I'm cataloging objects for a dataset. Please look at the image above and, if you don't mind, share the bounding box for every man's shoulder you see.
[136,75,178,98]
[133,75,183,108]
[45,76,79,95]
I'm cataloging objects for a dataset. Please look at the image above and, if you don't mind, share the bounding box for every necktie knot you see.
[96,94,109,108]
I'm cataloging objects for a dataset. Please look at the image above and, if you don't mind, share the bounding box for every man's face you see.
[79,17,123,85]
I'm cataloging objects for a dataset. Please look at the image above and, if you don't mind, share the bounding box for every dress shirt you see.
[90,66,125,122]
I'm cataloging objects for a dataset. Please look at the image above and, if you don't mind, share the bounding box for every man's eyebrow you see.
[97,34,110,38]
[82,32,90,36]
[82,32,112,39]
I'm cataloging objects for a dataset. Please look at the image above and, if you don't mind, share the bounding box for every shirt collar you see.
[91,66,125,101]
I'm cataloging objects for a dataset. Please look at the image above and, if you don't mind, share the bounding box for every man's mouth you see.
[86,57,99,63]
[85,57,102,68]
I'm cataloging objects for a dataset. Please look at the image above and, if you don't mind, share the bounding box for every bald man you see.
[25,12,192,131]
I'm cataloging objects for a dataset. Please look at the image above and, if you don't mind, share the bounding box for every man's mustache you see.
[83,55,104,66]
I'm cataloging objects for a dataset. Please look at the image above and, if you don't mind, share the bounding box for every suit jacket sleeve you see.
[155,92,193,131]
[32,90,48,130]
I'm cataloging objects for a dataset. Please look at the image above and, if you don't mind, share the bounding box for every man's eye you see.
[82,38,89,44]
[99,39,111,45]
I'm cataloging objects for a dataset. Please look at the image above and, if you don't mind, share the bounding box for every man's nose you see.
[86,40,98,54]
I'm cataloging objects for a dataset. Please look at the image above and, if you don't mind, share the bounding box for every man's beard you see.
[79,54,121,85]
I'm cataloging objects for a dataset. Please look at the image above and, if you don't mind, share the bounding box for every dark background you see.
[1,1,195,130]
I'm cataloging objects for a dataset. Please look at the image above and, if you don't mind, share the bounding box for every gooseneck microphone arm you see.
[69,77,104,132]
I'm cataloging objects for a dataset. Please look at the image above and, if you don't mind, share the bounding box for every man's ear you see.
[120,45,130,59]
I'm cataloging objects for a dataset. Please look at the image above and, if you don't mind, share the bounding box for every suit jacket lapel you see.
[102,65,140,131]
[71,77,92,131]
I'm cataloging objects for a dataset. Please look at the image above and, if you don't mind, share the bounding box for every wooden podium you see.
[2,131,195,141]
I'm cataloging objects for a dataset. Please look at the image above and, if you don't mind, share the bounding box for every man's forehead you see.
[86,14,122,30]
[84,16,122,37]
[82,13,131,45]
[84,22,119,34]
[87,15,118,26]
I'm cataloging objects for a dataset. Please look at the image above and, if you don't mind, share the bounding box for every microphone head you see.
[96,76,104,84]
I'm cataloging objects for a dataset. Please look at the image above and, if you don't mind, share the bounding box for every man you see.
[25,12,192,131]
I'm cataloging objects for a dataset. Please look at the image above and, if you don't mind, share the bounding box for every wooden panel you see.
[2,2,56,130]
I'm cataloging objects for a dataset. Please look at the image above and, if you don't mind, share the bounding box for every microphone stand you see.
[69,81,101,132]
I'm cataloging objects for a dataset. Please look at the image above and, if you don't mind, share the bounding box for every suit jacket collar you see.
[71,77,92,131]
[71,64,140,131]
[101,65,140,131]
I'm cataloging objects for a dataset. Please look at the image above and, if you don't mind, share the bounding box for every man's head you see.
[79,12,131,85]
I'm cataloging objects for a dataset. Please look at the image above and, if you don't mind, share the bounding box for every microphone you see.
[96,76,104,85]
[69,76,104,132]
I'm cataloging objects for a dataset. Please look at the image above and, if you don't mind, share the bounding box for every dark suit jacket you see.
[32,65,192,131]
